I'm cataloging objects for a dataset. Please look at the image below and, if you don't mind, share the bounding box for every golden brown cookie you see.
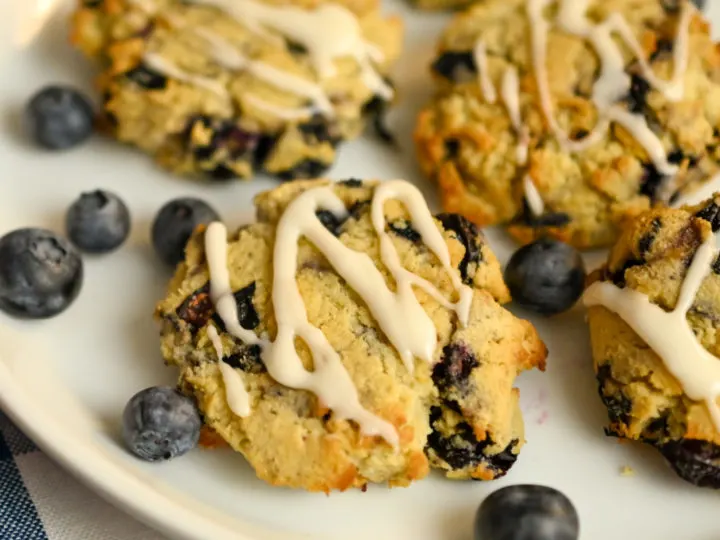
[155,178,547,491]
[587,194,720,487]
[415,0,720,249]
[70,0,402,180]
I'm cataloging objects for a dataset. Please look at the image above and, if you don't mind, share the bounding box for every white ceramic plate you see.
[2,1,720,539]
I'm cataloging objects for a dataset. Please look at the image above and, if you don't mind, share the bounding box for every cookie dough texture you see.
[412,0,480,12]
[155,179,547,491]
[415,0,720,249]
[70,0,402,181]
[587,195,720,487]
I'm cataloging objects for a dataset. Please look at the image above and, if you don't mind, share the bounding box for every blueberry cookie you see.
[415,0,720,249]
[585,195,720,487]
[70,0,402,181]
[155,178,547,491]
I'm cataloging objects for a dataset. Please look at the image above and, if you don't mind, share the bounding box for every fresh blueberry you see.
[26,86,94,150]
[122,386,202,462]
[0,228,83,319]
[151,198,220,266]
[504,238,586,316]
[474,485,579,540]
[66,190,131,254]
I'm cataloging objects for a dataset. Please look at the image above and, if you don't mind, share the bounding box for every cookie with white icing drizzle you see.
[70,0,401,181]
[586,195,720,488]
[415,0,720,249]
[154,179,546,491]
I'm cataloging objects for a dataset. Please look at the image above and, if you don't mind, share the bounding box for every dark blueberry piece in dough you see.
[362,95,395,145]
[276,159,332,181]
[315,210,346,237]
[185,117,261,180]
[650,39,675,62]
[151,198,220,266]
[436,213,484,284]
[388,220,421,243]
[667,149,699,168]
[207,165,237,181]
[657,439,720,488]
[432,343,478,392]
[285,39,308,55]
[0,228,83,319]
[66,190,131,253]
[712,254,720,275]
[124,64,167,90]
[626,74,651,115]
[444,138,460,159]
[694,201,720,232]
[122,386,201,462]
[639,162,667,202]
[426,408,519,477]
[339,178,363,188]
[176,284,214,328]
[608,258,644,287]
[513,202,572,229]
[223,344,265,374]
[638,217,662,256]
[504,238,586,316]
[596,364,633,425]
[211,282,259,332]
[298,115,341,146]
[431,51,476,81]
[474,485,579,540]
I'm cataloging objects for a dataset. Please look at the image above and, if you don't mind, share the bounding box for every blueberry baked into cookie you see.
[155,178,547,491]
[415,0,720,249]
[585,195,720,487]
[70,0,402,181]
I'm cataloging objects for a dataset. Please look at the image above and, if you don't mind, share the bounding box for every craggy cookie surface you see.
[70,0,402,181]
[155,179,546,491]
[415,0,720,249]
[587,195,720,487]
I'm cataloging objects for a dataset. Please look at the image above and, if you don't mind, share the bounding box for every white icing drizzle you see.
[584,233,720,432]
[205,223,263,347]
[207,325,251,418]
[244,95,316,121]
[671,173,720,209]
[369,181,474,367]
[142,53,229,99]
[526,0,694,194]
[204,181,472,447]
[197,30,335,118]
[523,175,545,216]
[472,41,497,104]
[191,0,393,99]
[501,66,530,165]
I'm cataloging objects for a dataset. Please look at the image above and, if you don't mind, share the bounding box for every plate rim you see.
[0,359,274,540]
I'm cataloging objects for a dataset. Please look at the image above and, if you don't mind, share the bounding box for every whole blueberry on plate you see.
[504,238,586,316]
[0,228,83,319]
[26,86,95,150]
[474,484,579,540]
[66,190,131,253]
[122,386,202,462]
[151,198,220,266]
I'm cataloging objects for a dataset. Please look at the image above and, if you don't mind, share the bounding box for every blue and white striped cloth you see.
[0,413,164,540]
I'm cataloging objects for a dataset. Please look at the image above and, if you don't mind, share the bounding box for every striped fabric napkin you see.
[0,412,164,540]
